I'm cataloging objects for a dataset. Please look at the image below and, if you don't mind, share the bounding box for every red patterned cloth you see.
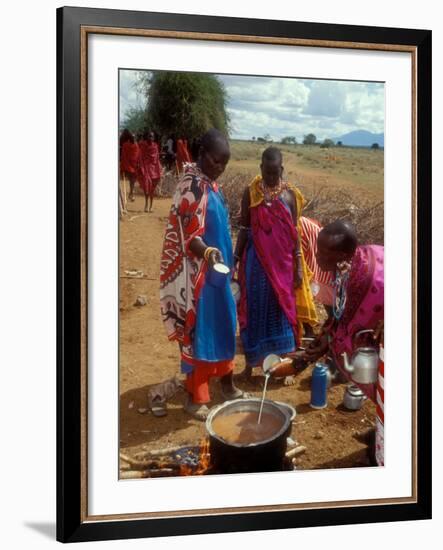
[159,164,211,359]
[300,217,334,285]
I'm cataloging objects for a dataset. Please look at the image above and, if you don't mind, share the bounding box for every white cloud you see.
[222,75,383,141]
[305,80,346,118]
[119,70,147,121]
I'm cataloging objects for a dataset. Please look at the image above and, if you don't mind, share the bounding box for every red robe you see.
[137,140,162,193]
[120,142,139,175]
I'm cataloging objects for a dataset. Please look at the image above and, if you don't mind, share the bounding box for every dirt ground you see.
[119,191,376,475]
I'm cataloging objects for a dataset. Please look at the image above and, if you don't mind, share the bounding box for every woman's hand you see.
[207,248,223,268]
[302,333,329,362]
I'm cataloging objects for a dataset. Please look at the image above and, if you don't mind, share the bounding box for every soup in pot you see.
[212,411,284,445]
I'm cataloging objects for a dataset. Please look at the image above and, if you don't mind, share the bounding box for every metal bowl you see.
[205,398,295,474]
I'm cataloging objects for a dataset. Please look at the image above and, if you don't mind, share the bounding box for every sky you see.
[119,69,384,142]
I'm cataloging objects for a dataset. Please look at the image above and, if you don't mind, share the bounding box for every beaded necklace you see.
[332,260,352,320]
[260,178,285,205]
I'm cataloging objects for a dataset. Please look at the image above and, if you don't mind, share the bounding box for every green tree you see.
[320,138,335,148]
[121,106,149,136]
[144,72,229,139]
[281,136,297,144]
[303,133,317,145]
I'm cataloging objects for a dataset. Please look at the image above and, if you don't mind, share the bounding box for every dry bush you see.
[220,170,384,245]
[302,187,384,245]
[219,172,251,227]
[159,167,384,245]
[158,171,179,197]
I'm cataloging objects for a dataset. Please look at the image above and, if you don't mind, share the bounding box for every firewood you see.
[133,445,185,460]
[120,468,178,479]
[285,446,307,459]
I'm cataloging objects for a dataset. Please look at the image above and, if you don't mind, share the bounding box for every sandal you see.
[184,394,209,421]
[148,393,167,417]
[148,376,184,417]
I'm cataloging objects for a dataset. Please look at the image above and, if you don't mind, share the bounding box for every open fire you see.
[120,437,301,478]
[119,439,214,479]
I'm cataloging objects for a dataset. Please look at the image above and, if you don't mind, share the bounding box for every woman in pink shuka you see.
[304,220,384,466]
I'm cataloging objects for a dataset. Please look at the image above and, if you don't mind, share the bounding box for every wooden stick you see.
[120,453,175,470]
[285,446,307,459]
[134,445,186,459]
[120,468,178,479]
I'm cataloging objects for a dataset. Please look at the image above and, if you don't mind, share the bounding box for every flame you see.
[195,438,211,474]
[179,464,194,476]
[178,438,211,476]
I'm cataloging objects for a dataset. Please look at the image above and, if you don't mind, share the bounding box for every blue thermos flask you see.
[310,362,328,409]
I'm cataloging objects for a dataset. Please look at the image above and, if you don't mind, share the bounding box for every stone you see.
[134,295,148,306]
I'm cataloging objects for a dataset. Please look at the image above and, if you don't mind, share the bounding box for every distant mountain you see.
[332,130,384,148]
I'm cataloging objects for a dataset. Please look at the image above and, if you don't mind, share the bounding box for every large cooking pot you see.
[205,398,295,474]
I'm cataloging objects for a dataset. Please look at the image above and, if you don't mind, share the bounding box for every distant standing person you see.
[164,135,176,172]
[160,129,245,420]
[138,131,162,213]
[120,130,140,202]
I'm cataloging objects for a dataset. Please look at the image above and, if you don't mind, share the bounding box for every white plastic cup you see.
[207,262,230,287]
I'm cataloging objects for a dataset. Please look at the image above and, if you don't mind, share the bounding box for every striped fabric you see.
[376,346,385,425]
[375,346,385,466]
[300,216,334,285]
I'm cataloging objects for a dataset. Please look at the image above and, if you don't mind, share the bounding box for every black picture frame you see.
[57,5,432,543]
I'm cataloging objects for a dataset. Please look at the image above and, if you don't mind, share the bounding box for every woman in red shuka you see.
[137,131,163,213]
[120,129,140,202]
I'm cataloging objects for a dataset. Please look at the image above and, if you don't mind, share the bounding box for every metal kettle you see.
[341,330,379,385]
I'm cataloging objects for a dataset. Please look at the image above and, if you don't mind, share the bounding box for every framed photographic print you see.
[57,6,432,543]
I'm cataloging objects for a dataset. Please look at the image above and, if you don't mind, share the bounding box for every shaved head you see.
[316,220,358,271]
[262,146,283,164]
[320,220,358,255]
[198,128,230,181]
[200,128,229,154]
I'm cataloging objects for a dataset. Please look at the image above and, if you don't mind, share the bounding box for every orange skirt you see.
[185,358,233,404]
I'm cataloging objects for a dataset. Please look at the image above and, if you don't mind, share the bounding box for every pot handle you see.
[353,329,375,347]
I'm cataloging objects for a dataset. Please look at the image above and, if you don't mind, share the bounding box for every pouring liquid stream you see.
[257,373,270,424]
